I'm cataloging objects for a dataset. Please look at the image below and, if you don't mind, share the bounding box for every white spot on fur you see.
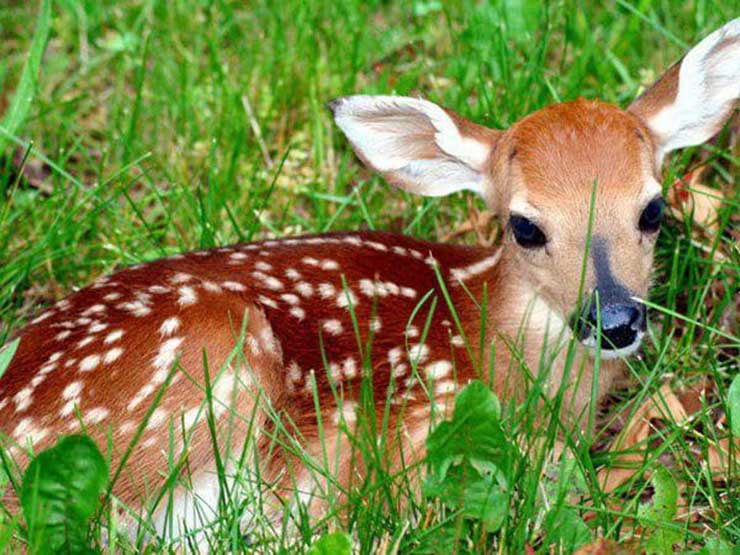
[323,319,343,336]
[149,285,170,294]
[400,286,417,298]
[435,380,458,396]
[31,311,53,324]
[170,272,194,284]
[332,401,357,424]
[392,363,408,378]
[247,335,261,356]
[342,236,362,246]
[63,381,83,400]
[255,261,273,271]
[450,251,502,282]
[286,268,302,280]
[56,330,72,341]
[295,282,314,297]
[117,301,152,317]
[388,347,403,366]
[85,407,110,425]
[105,329,124,344]
[222,281,247,292]
[336,289,358,308]
[202,281,223,293]
[14,388,33,412]
[160,317,181,337]
[177,286,198,306]
[365,240,387,252]
[287,361,302,382]
[280,293,300,305]
[89,322,108,334]
[318,283,336,299]
[258,295,279,309]
[342,357,358,379]
[153,337,184,376]
[320,259,339,271]
[128,384,155,412]
[290,307,306,321]
[79,354,101,372]
[425,360,452,380]
[302,257,320,267]
[82,304,106,316]
[408,343,429,363]
[146,408,168,430]
[104,347,124,364]
[76,336,96,349]
[103,292,122,301]
[38,362,56,376]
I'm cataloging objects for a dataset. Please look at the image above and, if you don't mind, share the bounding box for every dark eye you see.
[639,197,666,233]
[509,215,547,248]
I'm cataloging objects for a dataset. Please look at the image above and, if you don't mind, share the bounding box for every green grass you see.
[0,0,738,553]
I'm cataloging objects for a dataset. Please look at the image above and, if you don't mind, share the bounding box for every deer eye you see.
[638,197,666,233]
[509,214,547,248]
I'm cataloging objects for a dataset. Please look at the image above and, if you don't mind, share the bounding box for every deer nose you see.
[586,301,645,350]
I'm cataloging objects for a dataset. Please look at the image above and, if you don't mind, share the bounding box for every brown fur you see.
[2,24,735,535]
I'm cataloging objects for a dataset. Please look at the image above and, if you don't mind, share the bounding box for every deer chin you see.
[580,330,644,360]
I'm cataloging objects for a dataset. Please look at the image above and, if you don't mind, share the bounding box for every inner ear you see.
[330,95,503,198]
[628,19,740,164]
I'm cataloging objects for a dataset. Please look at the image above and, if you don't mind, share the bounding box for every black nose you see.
[587,302,645,349]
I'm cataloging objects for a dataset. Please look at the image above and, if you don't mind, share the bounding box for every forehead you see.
[508,99,655,207]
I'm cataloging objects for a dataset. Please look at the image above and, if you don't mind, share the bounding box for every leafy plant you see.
[21,435,108,555]
[308,531,352,555]
[637,467,682,554]
[424,381,518,535]
[541,458,591,551]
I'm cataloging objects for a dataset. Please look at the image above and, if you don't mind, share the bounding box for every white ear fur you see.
[631,18,740,163]
[330,95,499,197]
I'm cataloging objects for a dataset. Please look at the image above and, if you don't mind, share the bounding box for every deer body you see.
[1,18,738,546]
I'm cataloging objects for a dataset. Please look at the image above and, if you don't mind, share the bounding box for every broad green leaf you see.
[0,0,52,153]
[0,338,20,381]
[699,537,734,555]
[21,435,108,555]
[728,374,740,437]
[638,467,682,555]
[543,506,591,551]
[425,381,513,481]
[424,463,509,531]
[308,531,351,555]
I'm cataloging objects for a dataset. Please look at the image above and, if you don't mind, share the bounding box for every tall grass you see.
[0,0,738,552]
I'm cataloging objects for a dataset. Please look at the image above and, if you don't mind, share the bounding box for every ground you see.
[0,0,738,553]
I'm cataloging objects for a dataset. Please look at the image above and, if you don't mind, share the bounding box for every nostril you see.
[627,305,645,331]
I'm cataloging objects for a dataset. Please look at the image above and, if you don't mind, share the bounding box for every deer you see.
[0,18,738,549]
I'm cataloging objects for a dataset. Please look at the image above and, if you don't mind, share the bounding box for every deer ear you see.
[329,95,502,197]
[629,19,740,164]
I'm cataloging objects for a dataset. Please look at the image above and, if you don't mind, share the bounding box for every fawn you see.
[1,18,738,546]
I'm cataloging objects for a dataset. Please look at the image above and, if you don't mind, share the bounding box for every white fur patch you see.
[646,19,740,160]
[331,95,492,196]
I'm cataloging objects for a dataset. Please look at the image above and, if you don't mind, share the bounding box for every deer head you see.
[330,19,739,359]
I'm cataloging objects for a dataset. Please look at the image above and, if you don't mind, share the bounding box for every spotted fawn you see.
[1,18,738,545]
